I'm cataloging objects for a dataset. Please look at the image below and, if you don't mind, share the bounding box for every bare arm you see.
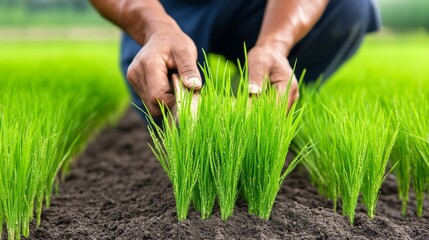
[89,0,173,45]
[256,0,328,55]
[248,0,328,109]
[90,0,202,116]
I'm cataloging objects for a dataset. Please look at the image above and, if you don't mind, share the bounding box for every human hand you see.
[248,44,299,110]
[126,26,202,117]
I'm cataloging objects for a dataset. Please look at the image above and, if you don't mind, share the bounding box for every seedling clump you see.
[146,54,306,221]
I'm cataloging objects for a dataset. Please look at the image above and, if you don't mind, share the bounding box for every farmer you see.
[90,0,380,123]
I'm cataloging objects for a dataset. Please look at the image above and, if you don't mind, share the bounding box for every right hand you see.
[126,26,202,117]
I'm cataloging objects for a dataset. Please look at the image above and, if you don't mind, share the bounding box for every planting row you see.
[0,41,128,240]
[293,35,429,223]
[293,87,428,224]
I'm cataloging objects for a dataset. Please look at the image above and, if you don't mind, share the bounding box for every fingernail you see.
[187,77,202,88]
[249,83,262,94]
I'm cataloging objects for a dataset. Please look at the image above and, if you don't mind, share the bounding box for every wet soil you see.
[26,110,429,239]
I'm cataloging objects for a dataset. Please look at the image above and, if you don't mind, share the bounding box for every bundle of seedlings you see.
[292,35,428,221]
[0,48,128,240]
[294,90,398,224]
[241,79,306,219]
[146,55,306,221]
[0,86,127,240]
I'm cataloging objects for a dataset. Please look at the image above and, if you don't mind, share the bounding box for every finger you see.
[142,61,175,117]
[248,57,267,95]
[126,61,143,92]
[270,65,299,111]
[270,72,292,95]
[172,46,202,90]
[287,85,300,111]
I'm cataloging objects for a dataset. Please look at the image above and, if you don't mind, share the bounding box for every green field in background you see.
[328,32,429,87]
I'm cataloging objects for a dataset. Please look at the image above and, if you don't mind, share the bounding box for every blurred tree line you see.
[0,0,105,26]
[0,0,428,30]
[378,0,429,31]
[1,0,89,12]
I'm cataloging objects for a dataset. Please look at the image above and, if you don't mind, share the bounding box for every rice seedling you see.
[144,49,308,221]
[391,131,412,216]
[294,90,399,224]
[145,55,245,221]
[191,58,241,220]
[360,112,398,219]
[391,93,429,217]
[145,82,201,221]
[326,103,370,224]
[189,84,217,219]
[191,126,217,220]
[146,73,246,221]
[0,41,128,240]
[240,81,306,219]
[291,87,341,210]
[290,34,429,222]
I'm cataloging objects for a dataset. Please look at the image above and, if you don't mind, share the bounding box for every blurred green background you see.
[0,0,428,30]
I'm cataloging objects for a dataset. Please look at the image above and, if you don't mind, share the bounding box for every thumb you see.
[173,48,202,90]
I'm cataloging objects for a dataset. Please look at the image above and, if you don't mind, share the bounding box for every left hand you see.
[248,44,299,110]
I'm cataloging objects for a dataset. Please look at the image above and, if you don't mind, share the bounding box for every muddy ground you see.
[27,110,428,239]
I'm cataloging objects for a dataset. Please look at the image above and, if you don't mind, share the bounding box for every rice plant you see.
[190,87,217,219]
[145,50,307,221]
[240,82,306,219]
[391,93,429,217]
[145,89,201,221]
[0,41,128,240]
[294,91,399,224]
[360,113,398,219]
[334,35,429,218]
[391,131,412,216]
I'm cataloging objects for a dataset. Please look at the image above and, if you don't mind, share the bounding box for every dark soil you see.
[27,110,428,239]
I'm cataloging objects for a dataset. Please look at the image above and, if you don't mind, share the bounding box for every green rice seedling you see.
[191,57,237,220]
[190,89,217,219]
[391,93,429,217]
[391,131,412,216]
[333,35,429,218]
[0,40,128,240]
[145,86,201,221]
[292,34,429,222]
[206,71,250,221]
[240,81,307,219]
[389,93,429,217]
[197,53,250,221]
[410,146,429,217]
[146,50,309,221]
[330,107,369,224]
[0,87,126,240]
[292,87,341,211]
[146,71,249,221]
[294,91,399,224]
[360,112,399,219]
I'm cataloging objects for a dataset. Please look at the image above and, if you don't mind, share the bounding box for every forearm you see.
[89,0,178,45]
[256,0,328,55]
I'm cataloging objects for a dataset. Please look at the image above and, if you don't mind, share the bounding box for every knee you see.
[326,0,375,36]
